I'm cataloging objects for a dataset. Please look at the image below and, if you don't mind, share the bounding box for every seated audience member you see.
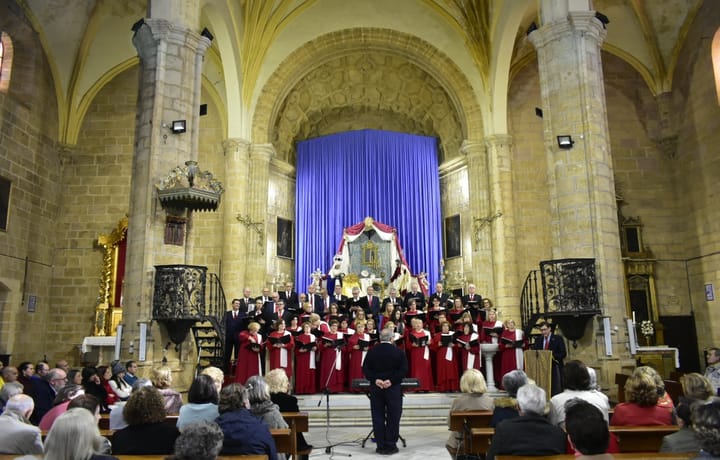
[43,408,117,460]
[565,399,612,460]
[0,381,24,412]
[549,360,610,427]
[152,366,183,414]
[692,398,720,458]
[491,369,528,427]
[177,374,219,431]
[123,361,139,386]
[661,399,700,453]
[108,378,150,431]
[112,386,179,455]
[704,348,720,396]
[682,373,716,402]
[1,365,19,387]
[39,384,84,431]
[216,383,276,458]
[167,421,224,460]
[446,369,495,456]
[67,369,83,386]
[246,375,288,430]
[96,365,118,409]
[31,367,68,425]
[200,366,225,395]
[107,361,131,401]
[486,384,566,460]
[611,366,675,426]
[82,367,110,413]
[0,394,43,455]
[265,369,313,457]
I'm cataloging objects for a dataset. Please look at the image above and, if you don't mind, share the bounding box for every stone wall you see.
[0,1,60,362]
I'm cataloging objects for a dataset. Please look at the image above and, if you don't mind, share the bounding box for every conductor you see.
[362,327,409,455]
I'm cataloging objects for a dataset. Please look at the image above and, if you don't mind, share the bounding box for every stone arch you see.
[252,28,483,162]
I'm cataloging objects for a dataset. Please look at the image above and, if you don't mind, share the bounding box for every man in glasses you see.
[29,367,67,425]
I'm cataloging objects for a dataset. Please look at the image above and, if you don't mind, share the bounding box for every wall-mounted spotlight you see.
[170,120,186,134]
[526,22,538,36]
[201,27,214,42]
[557,135,574,149]
[595,12,610,29]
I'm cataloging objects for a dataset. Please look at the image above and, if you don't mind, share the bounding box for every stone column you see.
[485,135,520,320]
[529,3,627,362]
[461,141,493,296]
[122,15,210,364]
[221,138,251,297]
[244,143,275,289]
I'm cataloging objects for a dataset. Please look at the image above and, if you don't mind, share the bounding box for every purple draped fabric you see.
[295,129,442,292]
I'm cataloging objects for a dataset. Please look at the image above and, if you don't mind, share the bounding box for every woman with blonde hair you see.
[445,369,494,455]
[265,369,313,459]
[151,366,182,414]
[43,407,117,460]
[681,372,715,401]
[611,366,675,425]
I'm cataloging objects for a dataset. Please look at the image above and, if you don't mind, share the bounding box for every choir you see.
[231,290,528,393]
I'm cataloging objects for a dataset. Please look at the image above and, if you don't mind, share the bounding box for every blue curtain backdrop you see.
[295,129,443,293]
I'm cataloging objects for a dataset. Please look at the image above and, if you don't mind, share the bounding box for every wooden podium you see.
[524,349,553,399]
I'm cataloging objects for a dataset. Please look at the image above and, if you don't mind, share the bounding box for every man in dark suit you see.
[362,328,409,455]
[532,321,567,396]
[403,281,425,310]
[462,284,484,322]
[267,299,292,331]
[224,298,247,372]
[365,286,381,321]
[29,368,67,425]
[238,288,254,314]
[331,285,348,307]
[486,384,566,460]
[382,287,403,313]
[346,286,369,319]
[428,282,450,308]
[307,285,323,315]
[279,282,299,312]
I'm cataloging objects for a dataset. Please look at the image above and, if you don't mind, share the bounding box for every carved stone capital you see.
[222,138,251,157]
[250,143,276,162]
[528,11,606,50]
[460,139,485,160]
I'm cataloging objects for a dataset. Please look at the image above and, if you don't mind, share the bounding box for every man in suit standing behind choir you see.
[224,298,246,372]
[366,286,381,321]
[462,284,484,321]
[239,288,254,314]
[429,282,450,308]
[279,282,299,312]
[307,284,323,315]
[404,281,425,310]
[532,321,567,396]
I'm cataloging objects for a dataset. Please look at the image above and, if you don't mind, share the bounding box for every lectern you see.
[524,349,553,398]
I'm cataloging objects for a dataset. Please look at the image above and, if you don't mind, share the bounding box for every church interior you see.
[0,0,719,397]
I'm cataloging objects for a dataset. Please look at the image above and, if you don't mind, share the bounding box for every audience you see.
[107,361,131,401]
[31,367,67,425]
[177,374,219,431]
[168,421,224,460]
[486,384,566,460]
[200,366,225,395]
[0,394,43,455]
[67,369,83,386]
[491,370,528,427]
[692,398,720,459]
[38,383,84,431]
[123,361,139,386]
[682,373,716,402]
[108,378,150,431]
[43,407,116,460]
[446,369,495,456]
[96,365,119,408]
[565,399,612,460]
[661,398,700,453]
[0,381,24,412]
[216,383,276,458]
[611,366,675,426]
[81,367,110,413]
[549,360,610,427]
[112,386,179,455]
[151,366,183,414]
[246,375,288,430]
[265,368,312,458]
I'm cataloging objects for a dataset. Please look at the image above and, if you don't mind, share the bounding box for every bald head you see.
[5,394,35,418]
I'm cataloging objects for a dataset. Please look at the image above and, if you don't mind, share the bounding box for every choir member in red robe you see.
[480,309,504,387]
[426,296,446,336]
[406,317,434,392]
[457,322,481,373]
[431,321,459,391]
[235,321,264,384]
[498,319,527,387]
[294,321,318,394]
[319,320,346,393]
[346,320,372,391]
[267,320,295,380]
[448,298,467,332]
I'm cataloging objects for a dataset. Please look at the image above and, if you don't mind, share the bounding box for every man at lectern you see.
[532,321,567,396]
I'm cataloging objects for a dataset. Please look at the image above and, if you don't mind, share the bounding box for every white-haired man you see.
[0,394,43,454]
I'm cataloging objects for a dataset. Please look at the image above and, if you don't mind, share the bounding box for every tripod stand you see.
[316,346,351,456]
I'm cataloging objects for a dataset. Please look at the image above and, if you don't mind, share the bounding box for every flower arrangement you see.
[640,320,654,337]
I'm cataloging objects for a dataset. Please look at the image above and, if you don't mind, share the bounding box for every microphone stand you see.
[316,340,351,457]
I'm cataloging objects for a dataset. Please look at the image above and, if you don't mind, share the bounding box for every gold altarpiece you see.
[93,217,127,336]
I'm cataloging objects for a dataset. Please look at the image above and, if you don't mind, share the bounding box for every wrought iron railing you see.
[205,272,227,338]
[520,269,542,330]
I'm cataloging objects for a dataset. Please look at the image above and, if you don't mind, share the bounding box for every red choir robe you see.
[294,332,317,394]
[430,332,460,391]
[456,331,481,372]
[235,330,264,384]
[447,307,466,332]
[499,329,527,386]
[406,328,434,391]
[267,330,295,380]
[346,331,372,391]
[319,331,346,393]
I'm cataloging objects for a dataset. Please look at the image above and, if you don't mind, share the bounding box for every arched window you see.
[0,31,13,93]
[713,28,720,106]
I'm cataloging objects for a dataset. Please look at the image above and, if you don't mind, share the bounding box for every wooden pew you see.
[98,413,179,430]
[271,428,293,455]
[467,427,495,455]
[610,425,680,452]
[496,454,694,460]
[448,410,494,456]
[281,411,310,460]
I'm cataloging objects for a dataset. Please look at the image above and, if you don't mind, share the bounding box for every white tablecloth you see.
[81,336,116,353]
[636,346,680,368]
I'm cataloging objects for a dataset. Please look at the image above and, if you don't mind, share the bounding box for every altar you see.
[635,346,680,379]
